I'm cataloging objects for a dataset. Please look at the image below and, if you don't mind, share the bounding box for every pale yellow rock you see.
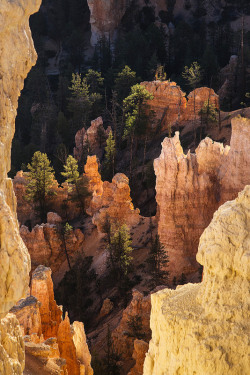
[144,186,250,375]
[72,321,93,375]
[0,313,25,374]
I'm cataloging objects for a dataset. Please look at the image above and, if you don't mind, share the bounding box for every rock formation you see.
[20,217,85,274]
[128,339,149,375]
[85,155,140,231]
[30,265,63,340]
[74,116,111,162]
[0,0,41,372]
[13,171,81,226]
[12,265,93,374]
[112,290,151,365]
[141,80,219,132]
[87,0,129,45]
[144,186,250,375]
[154,116,250,278]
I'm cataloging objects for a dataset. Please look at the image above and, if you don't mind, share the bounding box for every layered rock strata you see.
[20,216,85,274]
[144,186,250,375]
[154,116,250,278]
[141,81,219,132]
[85,155,140,231]
[74,116,111,162]
[0,0,41,372]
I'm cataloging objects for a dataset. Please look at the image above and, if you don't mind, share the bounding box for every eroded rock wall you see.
[0,0,41,372]
[143,186,250,375]
[154,116,250,278]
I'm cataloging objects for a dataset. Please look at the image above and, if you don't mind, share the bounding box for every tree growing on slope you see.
[147,234,169,288]
[26,151,56,222]
[103,130,116,181]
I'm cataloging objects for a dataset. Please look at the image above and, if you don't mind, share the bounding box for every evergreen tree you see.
[123,84,154,178]
[26,151,56,222]
[61,155,90,214]
[103,130,116,181]
[147,235,169,287]
[108,225,133,283]
[114,66,137,103]
[102,326,121,375]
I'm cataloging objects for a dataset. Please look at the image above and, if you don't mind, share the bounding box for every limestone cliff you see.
[144,186,250,375]
[154,116,250,278]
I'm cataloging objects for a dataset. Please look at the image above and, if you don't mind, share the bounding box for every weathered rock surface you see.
[154,116,250,278]
[112,290,151,364]
[74,116,111,162]
[0,314,25,375]
[13,172,81,226]
[141,81,219,132]
[0,0,41,372]
[85,156,140,230]
[144,186,250,375]
[20,222,84,274]
[30,266,63,340]
[128,340,149,375]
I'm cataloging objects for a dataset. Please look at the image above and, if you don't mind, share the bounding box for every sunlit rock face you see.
[85,155,140,230]
[87,0,129,45]
[0,0,41,372]
[154,116,250,278]
[144,186,250,375]
[141,81,219,132]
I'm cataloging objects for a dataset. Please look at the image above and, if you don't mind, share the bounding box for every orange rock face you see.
[10,296,42,342]
[154,116,250,279]
[13,172,81,226]
[85,156,140,231]
[20,216,84,274]
[141,81,219,132]
[112,290,151,364]
[30,266,62,340]
[128,339,149,375]
[74,117,111,162]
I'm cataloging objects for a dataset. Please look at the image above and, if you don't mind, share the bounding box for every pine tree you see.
[26,151,56,222]
[123,84,154,178]
[108,225,133,283]
[147,234,169,287]
[103,326,121,375]
[103,130,116,181]
[61,155,90,214]
[114,66,137,103]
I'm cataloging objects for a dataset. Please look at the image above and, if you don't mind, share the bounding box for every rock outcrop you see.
[154,116,250,278]
[13,171,81,226]
[85,155,140,231]
[20,218,85,274]
[128,339,149,375]
[74,116,111,162]
[112,290,151,366]
[0,0,41,372]
[144,186,250,375]
[141,81,219,132]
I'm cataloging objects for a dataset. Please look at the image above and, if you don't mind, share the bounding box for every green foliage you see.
[108,225,133,281]
[114,66,138,103]
[182,61,203,90]
[26,151,56,222]
[155,65,167,81]
[103,131,116,181]
[64,222,73,234]
[147,235,169,287]
[199,100,218,126]
[85,69,104,94]
[61,155,79,186]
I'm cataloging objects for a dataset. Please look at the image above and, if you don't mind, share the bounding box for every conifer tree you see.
[103,326,121,375]
[123,84,154,178]
[26,151,56,222]
[61,155,90,214]
[103,130,116,180]
[108,225,133,283]
[147,234,169,287]
[114,66,137,103]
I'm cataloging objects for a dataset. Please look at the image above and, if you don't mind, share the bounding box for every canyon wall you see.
[143,186,250,375]
[0,0,41,373]
[154,116,250,278]
[141,80,219,132]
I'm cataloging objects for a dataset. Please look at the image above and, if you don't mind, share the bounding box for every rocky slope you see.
[143,185,250,375]
[0,0,41,373]
[154,116,250,279]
